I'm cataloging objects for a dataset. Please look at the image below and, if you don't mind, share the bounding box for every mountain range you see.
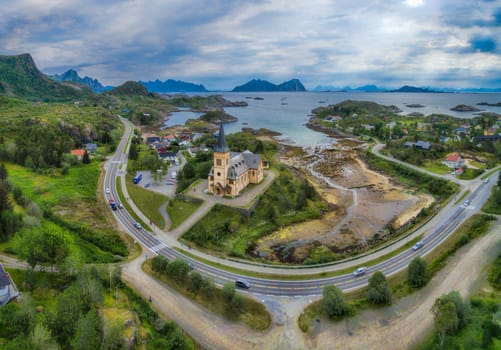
[232,78,306,92]
[0,53,90,101]
[51,69,111,93]
[312,84,501,93]
[139,79,207,93]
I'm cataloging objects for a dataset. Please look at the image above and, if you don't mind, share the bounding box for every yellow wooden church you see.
[207,122,263,196]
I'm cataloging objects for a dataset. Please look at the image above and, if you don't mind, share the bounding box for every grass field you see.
[166,197,202,230]
[125,174,169,229]
[423,161,451,175]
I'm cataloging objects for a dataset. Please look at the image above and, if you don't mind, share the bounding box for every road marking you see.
[150,243,168,252]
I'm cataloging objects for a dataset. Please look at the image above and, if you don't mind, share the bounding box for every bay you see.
[218,92,501,148]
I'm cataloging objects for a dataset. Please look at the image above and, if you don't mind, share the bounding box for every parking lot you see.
[132,160,182,198]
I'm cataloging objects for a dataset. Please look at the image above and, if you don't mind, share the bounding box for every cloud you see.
[0,0,499,89]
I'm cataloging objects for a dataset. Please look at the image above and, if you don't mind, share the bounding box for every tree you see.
[102,319,124,350]
[14,226,69,270]
[71,310,102,350]
[82,150,91,164]
[151,255,169,274]
[188,271,203,294]
[166,258,190,285]
[0,163,7,180]
[366,271,392,304]
[447,291,470,330]
[128,142,138,160]
[408,256,427,288]
[30,323,59,350]
[222,282,236,302]
[199,277,216,300]
[431,294,458,348]
[322,284,349,318]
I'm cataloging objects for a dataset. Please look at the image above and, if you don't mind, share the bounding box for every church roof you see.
[214,121,230,153]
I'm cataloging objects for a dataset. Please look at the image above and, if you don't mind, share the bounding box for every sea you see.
[165,92,501,148]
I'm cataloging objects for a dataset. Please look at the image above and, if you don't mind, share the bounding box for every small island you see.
[450,104,481,112]
[477,102,501,107]
[405,103,425,108]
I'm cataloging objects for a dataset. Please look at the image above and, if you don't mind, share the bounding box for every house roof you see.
[71,149,85,156]
[446,153,460,162]
[214,121,230,153]
[0,264,10,289]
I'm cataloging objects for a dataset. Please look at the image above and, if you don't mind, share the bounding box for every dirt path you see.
[304,217,501,349]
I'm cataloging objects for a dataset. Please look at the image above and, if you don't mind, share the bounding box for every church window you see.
[216,159,221,166]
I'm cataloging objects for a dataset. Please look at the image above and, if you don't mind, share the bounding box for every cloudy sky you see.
[0,0,499,90]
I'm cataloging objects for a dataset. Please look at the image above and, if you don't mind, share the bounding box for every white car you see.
[105,188,111,194]
[353,267,367,277]
[134,222,142,229]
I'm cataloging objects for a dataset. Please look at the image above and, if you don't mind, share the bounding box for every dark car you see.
[235,279,250,289]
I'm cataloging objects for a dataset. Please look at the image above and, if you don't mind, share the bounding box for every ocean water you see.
[165,92,501,147]
[216,92,501,148]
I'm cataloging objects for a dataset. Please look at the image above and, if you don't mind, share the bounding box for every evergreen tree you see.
[82,150,91,164]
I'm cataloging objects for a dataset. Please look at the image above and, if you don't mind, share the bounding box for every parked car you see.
[412,241,424,251]
[353,267,367,277]
[235,279,251,289]
[134,222,142,229]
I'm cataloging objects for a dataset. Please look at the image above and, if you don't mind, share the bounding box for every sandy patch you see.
[255,139,435,263]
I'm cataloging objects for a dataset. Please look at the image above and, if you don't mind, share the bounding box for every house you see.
[386,121,397,129]
[443,153,464,169]
[187,147,200,157]
[0,263,19,306]
[404,140,431,150]
[454,127,468,135]
[474,135,501,142]
[158,152,178,162]
[144,133,160,145]
[208,122,264,196]
[484,128,497,136]
[70,149,85,160]
[85,143,98,154]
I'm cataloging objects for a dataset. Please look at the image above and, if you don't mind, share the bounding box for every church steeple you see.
[214,120,230,153]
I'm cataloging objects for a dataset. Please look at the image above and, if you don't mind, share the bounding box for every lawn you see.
[166,197,203,230]
[457,167,484,180]
[125,174,169,229]
[423,161,451,175]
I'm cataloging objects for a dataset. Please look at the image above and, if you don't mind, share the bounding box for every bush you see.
[366,271,392,305]
[151,255,169,274]
[322,285,349,318]
[408,256,427,288]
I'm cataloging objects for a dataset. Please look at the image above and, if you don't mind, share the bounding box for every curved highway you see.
[105,117,498,296]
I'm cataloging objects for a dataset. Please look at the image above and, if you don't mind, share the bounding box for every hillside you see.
[51,69,108,93]
[106,81,151,96]
[140,79,207,92]
[0,53,90,101]
[232,78,306,92]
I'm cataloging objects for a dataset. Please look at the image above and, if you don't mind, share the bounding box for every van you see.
[235,279,250,289]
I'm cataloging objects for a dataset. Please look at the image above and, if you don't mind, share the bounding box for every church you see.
[207,122,264,196]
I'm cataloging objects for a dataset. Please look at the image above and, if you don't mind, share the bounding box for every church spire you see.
[214,120,230,153]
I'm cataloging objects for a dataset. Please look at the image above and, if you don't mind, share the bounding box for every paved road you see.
[105,117,499,296]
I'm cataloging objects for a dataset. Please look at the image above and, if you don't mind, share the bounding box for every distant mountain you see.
[51,69,109,93]
[0,53,90,101]
[312,84,386,92]
[106,81,151,96]
[139,79,207,93]
[389,85,440,93]
[232,78,306,92]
